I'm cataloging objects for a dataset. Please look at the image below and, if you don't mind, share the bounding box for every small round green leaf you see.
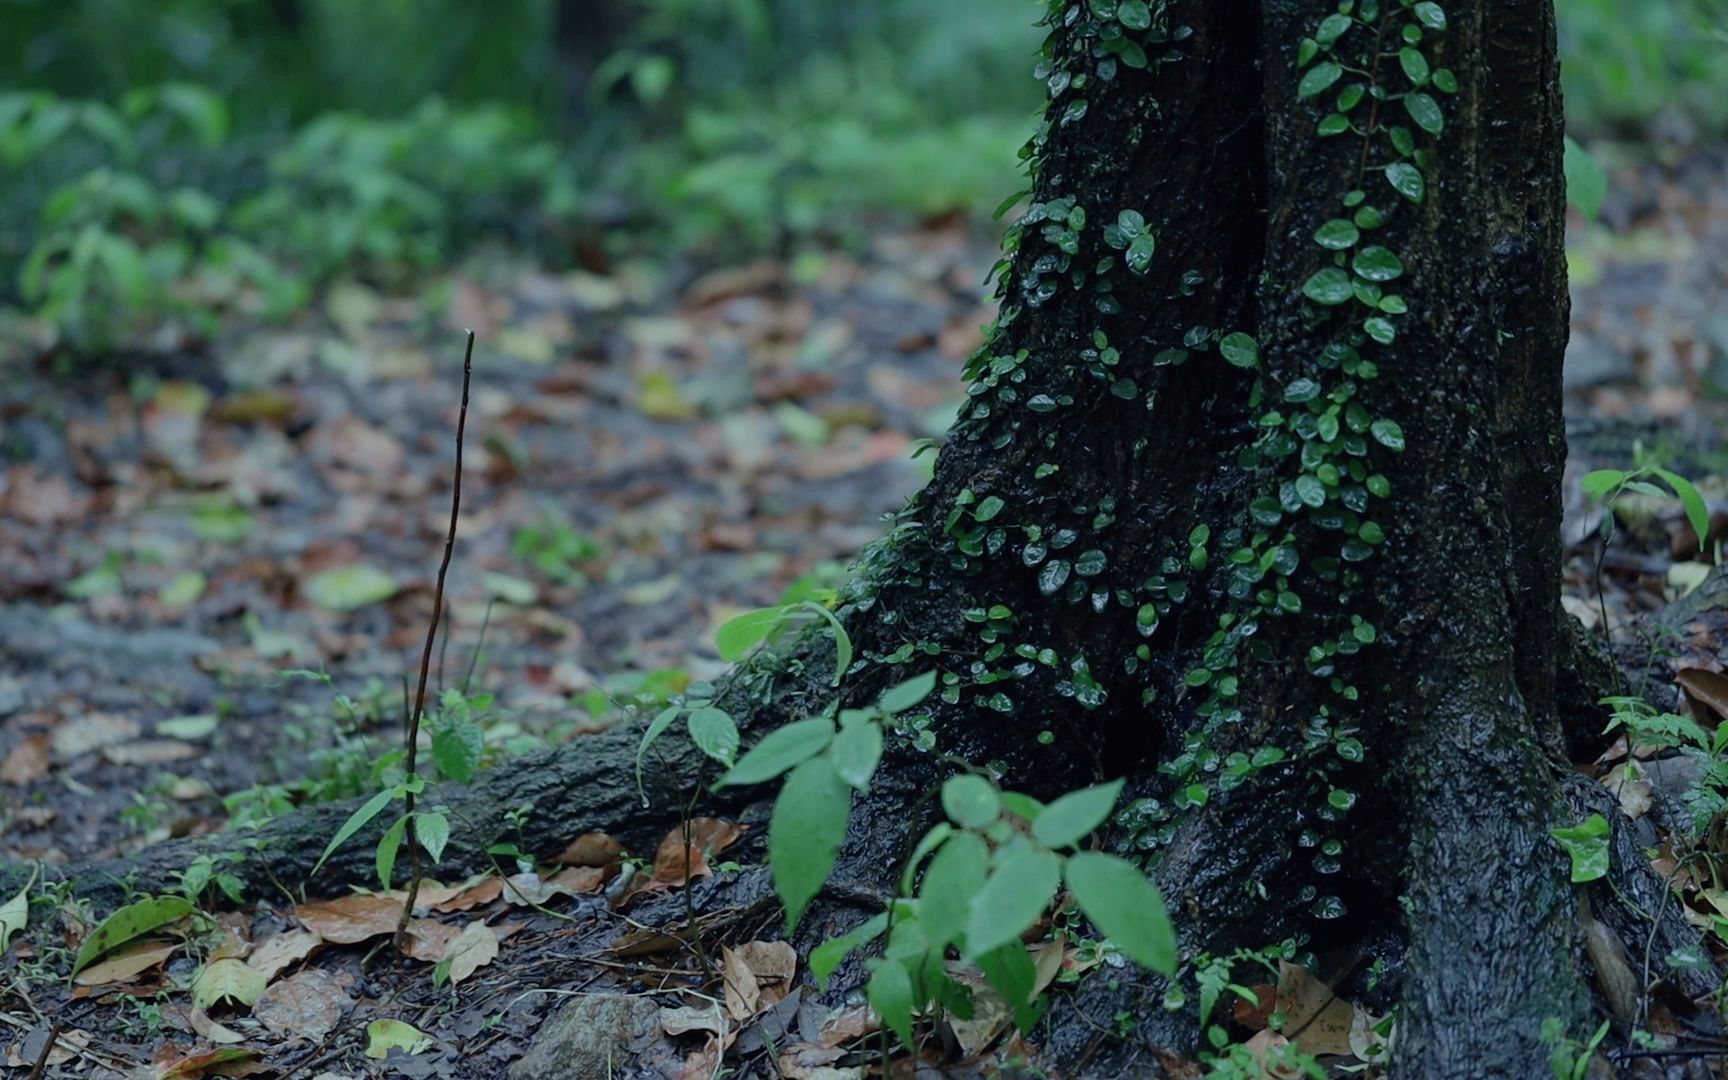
[1313,220,1360,250]
[1303,268,1354,306]
[1219,332,1260,368]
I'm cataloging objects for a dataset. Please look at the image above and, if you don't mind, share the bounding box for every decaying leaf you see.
[151,1044,260,1080]
[650,819,745,886]
[255,969,352,1041]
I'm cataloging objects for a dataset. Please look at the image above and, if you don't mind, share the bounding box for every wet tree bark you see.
[6,1,1714,1076]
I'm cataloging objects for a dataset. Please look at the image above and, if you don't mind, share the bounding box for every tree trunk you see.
[795,0,1702,1074]
[11,2,1713,1075]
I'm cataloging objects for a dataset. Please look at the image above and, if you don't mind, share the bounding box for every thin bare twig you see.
[395,330,475,952]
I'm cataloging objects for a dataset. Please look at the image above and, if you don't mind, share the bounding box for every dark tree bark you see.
[9,2,1714,1076]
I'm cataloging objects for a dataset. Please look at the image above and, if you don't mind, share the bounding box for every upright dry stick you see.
[395,330,475,952]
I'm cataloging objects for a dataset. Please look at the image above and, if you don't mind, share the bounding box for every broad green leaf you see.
[975,495,1006,522]
[0,872,28,954]
[1653,468,1711,552]
[919,831,988,950]
[1579,469,1625,501]
[1413,1,1447,30]
[1065,851,1177,974]
[878,671,937,714]
[303,565,397,611]
[635,705,682,802]
[769,757,852,930]
[796,601,854,686]
[432,723,483,783]
[942,774,1002,829]
[964,847,1060,960]
[192,957,265,1011]
[1218,332,1260,369]
[686,707,740,767]
[978,942,1046,1034]
[377,813,409,889]
[312,786,397,877]
[714,606,787,661]
[900,823,954,894]
[811,912,888,989]
[1551,814,1611,883]
[829,718,884,791]
[417,810,451,863]
[365,1018,431,1059]
[1116,0,1151,29]
[1032,779,1124,849]
[1298,61,1342,99]
[867,958,917,1051]
[1563,136,1607,222]
[71,896,195,976]
[716,717,834,788]
[1000,791,1047,822]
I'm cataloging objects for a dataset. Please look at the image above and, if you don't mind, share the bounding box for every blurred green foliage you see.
[0,0,1723,353]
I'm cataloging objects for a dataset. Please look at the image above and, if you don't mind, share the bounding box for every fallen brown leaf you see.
[555,832,624,868]
[72,939,177,987]
[255,968,351,1041]
[0,735,49,786]
[1678,668,1728,724]
[246,929,321,982]
[443,921,500,984]
[294,895,403,944]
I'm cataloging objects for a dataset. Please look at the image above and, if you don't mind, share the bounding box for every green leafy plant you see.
[1581,462,1712,632]
[1542,1016,1611,1080]
[712,670,1176,1054]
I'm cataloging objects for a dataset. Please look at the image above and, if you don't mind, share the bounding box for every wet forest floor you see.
[3,147,1728,1078]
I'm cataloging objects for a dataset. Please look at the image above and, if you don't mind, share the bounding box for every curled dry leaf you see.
[721,941,797,1021]
[294,895,403,944]
[501,865,607,907]
[1678,668,1728,724]
[650,819,744,886]
[150,1044,260,1080]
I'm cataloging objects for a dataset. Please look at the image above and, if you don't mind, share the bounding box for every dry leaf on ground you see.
[255,968,352,1041]
[294,895,403,944]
